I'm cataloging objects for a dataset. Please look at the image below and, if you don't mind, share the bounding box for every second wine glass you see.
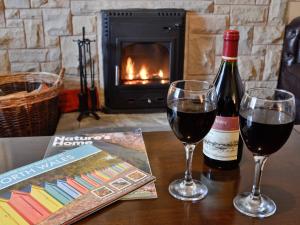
[167,80,217,201]
[233,87,295,217]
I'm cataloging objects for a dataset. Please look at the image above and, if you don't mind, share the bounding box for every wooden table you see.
[0,129,299,225]
[76,129,300,225]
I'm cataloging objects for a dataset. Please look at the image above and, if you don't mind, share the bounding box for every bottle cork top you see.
[223,30,239,41]
[222,30,239,59]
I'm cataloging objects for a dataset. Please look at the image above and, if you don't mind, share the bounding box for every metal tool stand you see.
[74,27,100,122]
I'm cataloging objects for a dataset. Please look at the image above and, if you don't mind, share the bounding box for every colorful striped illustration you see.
[111,164,124,173]
[41,183,74,205]
[2,191,51,225]
[22,185,63,213]
[55,180,82,199]
[86,173,103,185]
[66,177,89,194]
[0,198,30,225]
[104,166,119,176]
[74,176,95,190]
[81,174,101,187]
[119,162,131,169]
[93,170,111,182]
[0,162,135,225]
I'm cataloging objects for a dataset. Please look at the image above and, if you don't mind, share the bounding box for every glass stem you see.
[183,143,195,184]
[251,155,268,200]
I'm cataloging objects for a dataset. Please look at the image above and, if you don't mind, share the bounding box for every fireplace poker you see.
[87,37,99,119]
[87,39,94,87]
[82,27,89,97]
[74,26,100,121]
[77,41,84,94]
[89,60,99,118]
[77,40,89,121]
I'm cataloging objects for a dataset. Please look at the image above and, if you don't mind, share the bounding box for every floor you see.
[55,111,300,135]
[55,112,170,134]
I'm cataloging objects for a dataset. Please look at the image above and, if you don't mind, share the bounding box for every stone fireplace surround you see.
[0,0,287,108]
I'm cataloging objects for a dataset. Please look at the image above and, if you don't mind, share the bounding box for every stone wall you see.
[0,0,290,102]
[184,0,289,90]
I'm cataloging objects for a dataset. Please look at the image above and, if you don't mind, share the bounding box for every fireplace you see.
[101,9,186,112]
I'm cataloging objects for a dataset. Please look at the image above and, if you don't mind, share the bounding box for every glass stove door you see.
[119,42,171,85]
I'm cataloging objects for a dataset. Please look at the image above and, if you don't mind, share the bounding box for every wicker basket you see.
[0,69,64,137]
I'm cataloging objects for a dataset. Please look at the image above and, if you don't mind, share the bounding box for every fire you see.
[126,57,134,80]
[139,65,148,80]
[124,57,168,84]
[158,69,164,78]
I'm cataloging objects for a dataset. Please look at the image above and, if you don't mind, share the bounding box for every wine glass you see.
[167,80,217,201]
[233,87,295,217]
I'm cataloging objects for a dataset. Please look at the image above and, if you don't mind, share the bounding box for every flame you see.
[126,57,135,80]
[139,65,148,80]
[158,69,164,78]
[124,57,168,84]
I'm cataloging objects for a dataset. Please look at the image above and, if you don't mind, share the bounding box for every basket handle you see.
[54,68,65,87]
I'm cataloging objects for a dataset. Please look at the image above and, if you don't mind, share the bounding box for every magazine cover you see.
[44,130,157,200]
[0,145,155,225]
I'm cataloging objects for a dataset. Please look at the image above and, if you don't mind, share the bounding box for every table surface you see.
[0,128,300,225]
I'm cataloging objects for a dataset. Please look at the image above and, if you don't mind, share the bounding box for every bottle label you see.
[203,116,239,161]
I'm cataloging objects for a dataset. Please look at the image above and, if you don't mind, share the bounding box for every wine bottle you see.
[203,30,244,170]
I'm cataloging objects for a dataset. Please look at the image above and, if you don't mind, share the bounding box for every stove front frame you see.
[101,9,186,113]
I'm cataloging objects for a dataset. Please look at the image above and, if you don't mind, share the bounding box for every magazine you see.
[44,130,157,200]
[0,145,155,225]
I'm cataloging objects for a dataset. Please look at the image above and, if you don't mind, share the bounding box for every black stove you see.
[101,9,186,112]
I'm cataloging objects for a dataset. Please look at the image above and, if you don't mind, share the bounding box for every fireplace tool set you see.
[74,27,100,121]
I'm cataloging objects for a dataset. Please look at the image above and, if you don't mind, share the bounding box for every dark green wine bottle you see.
[203,30,244,170]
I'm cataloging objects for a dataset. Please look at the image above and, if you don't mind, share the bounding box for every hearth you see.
[101,9,186,112]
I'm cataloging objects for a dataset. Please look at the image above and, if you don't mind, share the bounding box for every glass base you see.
[168,178,208,201]
[233,192,276,218]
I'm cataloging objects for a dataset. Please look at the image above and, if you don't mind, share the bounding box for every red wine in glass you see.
[239,109,294,155]
[167,99,217,144]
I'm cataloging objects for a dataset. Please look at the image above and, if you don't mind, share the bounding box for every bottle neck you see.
[213,59,239,84]
[222,39,238,62]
